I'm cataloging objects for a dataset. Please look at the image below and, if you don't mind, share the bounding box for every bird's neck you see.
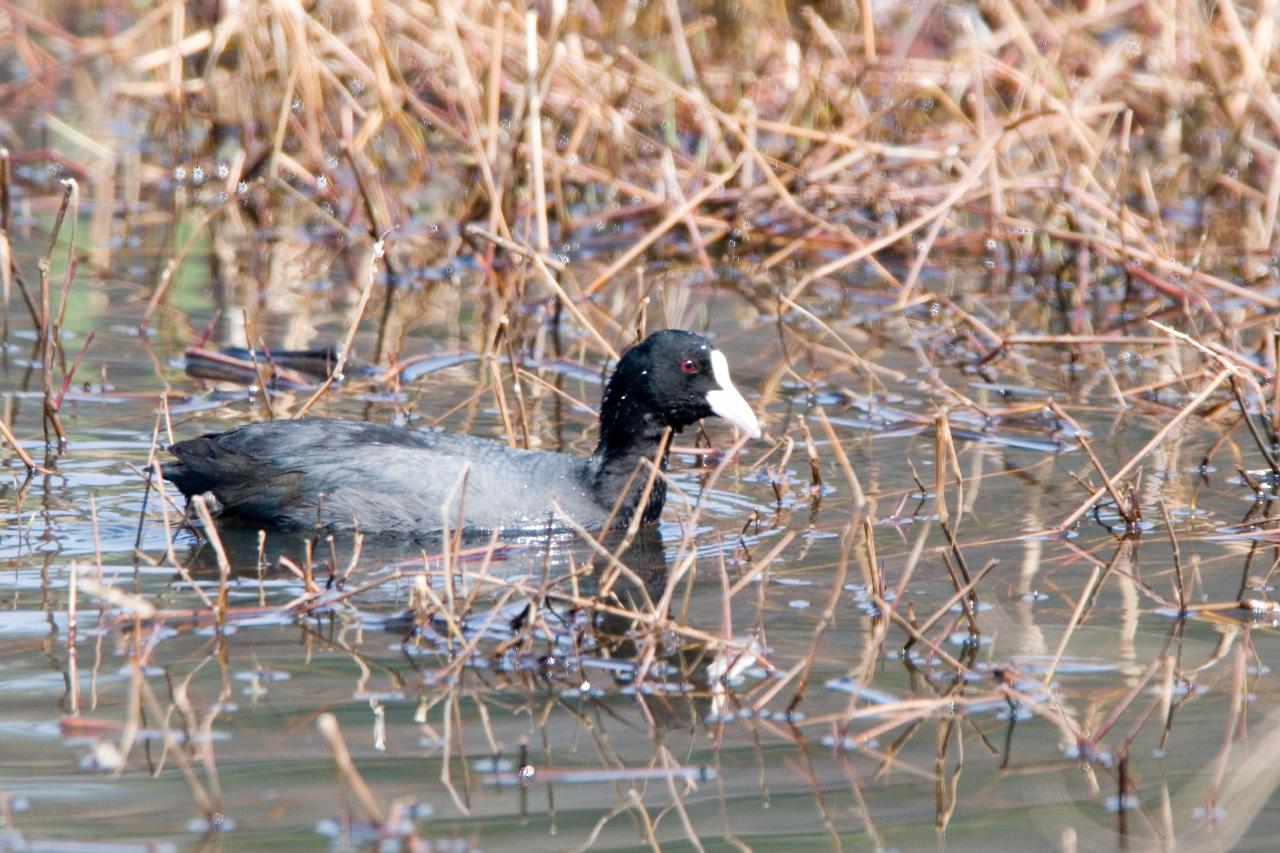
[591,407,672,527]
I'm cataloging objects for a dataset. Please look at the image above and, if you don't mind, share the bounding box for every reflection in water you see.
[180,520,691,695]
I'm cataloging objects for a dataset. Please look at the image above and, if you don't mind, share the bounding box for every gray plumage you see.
[165,419,638,531]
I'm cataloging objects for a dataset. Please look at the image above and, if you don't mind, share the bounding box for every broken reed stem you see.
[1049,401,1138,527]
[145,454,217,612]
[550,506,658,611]
[902,560,998,653]
[884,519,932,620]
[1041,561,1106,687]
[414,560,468,650]
[36,179,75,452]
[341,144,399,366]
[525,10,549,254]
[296,234,386,418]
[813,406,865,508]
[316,712,385,826]
[1045,369,1233,534]
[389,561,762,659]
[484,7,505,167]
[135,678,221,820]
[240,313,276,421]
[77,574,158,619]
[463,223,566,271]
[861,515,881,600]
[1227,375,1280,475]
[0,415,37,473]
[880,603,973,674]
[486,351,517,446]
[1108,654,1172,751]
[435,582,521,682]
[723,530,797,600]
[53,178,78,331]
[1158,499,1187,613]
[190,495,231,628]
[138,201,226,331]
[36,179,74,335]
[67,560,79,715]
[439,463,472,616]
[500,325,531,448]
[53,330,94,409]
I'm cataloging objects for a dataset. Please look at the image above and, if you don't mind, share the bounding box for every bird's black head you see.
[595,329,760,460]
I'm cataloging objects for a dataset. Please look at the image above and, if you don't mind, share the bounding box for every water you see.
[6,247,1280,850]
[5,46,1280,853]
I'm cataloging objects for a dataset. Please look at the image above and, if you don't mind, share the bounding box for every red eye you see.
[680,359,697,374]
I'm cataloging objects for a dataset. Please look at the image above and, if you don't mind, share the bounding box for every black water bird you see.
[164,329,761,533]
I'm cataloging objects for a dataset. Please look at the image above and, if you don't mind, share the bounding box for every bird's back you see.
[164,418,609,533]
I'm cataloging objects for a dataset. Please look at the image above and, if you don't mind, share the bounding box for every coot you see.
[164,329,761,533]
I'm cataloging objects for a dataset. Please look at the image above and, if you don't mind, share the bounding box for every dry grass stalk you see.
[189,495,232,627]
[296,234,386,417]
[1049,401,1139,529]
[0,415,38,473]
[316,712,386,827]
[34,178,75,451]
[1043,368,1234,534]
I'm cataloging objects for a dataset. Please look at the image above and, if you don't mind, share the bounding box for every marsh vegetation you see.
[4,0,1280,848]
